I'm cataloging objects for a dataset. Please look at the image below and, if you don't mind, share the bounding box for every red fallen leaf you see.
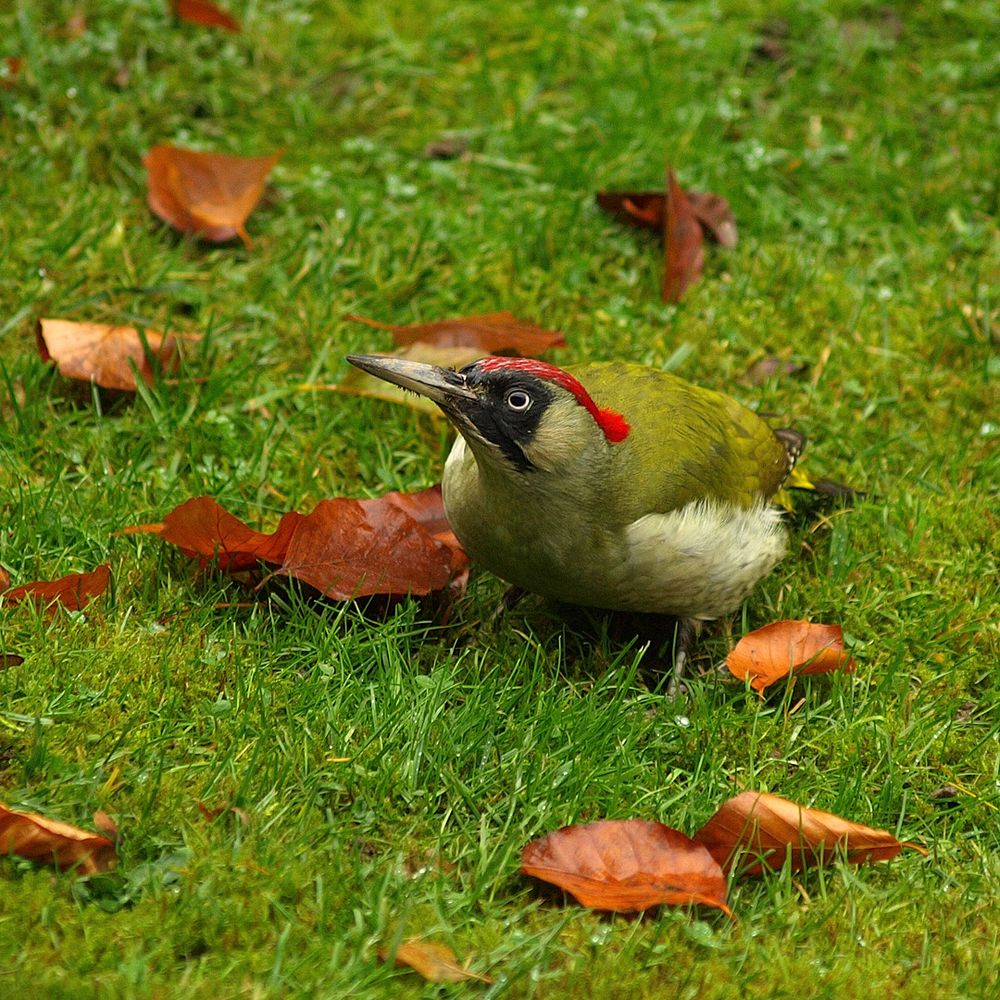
[143,145,282,249]
[663,166,704,303]
[146,487,467,600]
[686,191,739,249]
[171,0,240,32]
[38,318,198,392]
[346,311,566,356]
[694,791,927,876]
[726,619,855,694]
[92,811,119,843]
[380,938,491,984]
[521,818,732,916]
[595,191,664,231]
[0,564,9,590]
[2,564,110,612]
[276,496,463,600]
[157,496,304,572]
[596,190,737,247]
[0,804,118,874]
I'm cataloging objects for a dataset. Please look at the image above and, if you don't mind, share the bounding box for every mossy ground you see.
[0,1,997,997]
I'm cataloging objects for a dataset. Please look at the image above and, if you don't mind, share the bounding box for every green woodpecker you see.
[347,354,802,680]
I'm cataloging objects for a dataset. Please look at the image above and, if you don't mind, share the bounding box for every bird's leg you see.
[668,617,702,697]
[488,584,528,629]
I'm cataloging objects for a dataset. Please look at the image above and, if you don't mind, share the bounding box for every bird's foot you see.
[667,617,702,697]
[488,585,528,630]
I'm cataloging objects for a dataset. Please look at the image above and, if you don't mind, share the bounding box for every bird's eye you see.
[505,390,532,412]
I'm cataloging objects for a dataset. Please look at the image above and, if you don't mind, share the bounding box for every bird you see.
[346,354,803,688]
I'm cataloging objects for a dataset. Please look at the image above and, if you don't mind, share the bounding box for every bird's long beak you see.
[346,354,478,408]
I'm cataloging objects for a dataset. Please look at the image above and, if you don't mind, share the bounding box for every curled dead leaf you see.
[380,938,492,984]
[686,190,739,248]
[346,311,565,356]
[147,486,467,601]
[172,0,240,32]
[521,818,731,916]
[2,564,110,612]
[144,145,282,248]
[663,166,704,303]
[0,804,118,874]
[694,791,926,876]
[726,620,855,695]
[38,318,198,392]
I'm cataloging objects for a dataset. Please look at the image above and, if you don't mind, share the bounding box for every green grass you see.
[1,0,998,996]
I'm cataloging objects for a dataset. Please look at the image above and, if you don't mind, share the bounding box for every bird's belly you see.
[444,438,786,619]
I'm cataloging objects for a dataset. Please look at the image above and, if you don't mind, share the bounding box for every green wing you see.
[567,362,790,519]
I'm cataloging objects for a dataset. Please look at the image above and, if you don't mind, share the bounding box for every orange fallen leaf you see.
[694,791,927,876]
[144,145,282,249]
[346,311,566,356]
[0,804,118,874]
[663,166,704,303]
[380,938,492,984]
[171,0,240,32]
[726,619,855,694]
[686,190,739,248]
[0,564,9,590]
[146,486,467,601]
[38,318,198,392]
[92,811,119,843]
[2,564,110,611]
[596,189,737,247]
[521,818,731,916]
[275,494,464,600]
[157,497,304,572]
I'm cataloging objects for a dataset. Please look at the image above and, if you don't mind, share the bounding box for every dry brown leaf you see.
[92,811,119,843]
[521,818,731,916]
[726,620,855,694]
[2,564,110,612]
[694,791,926,876]
[686,190,739,248]
[171,0,240,32]
[663,166,705,303]
[596,190,737,247]
[0,564,9,590]
[148,487,467,601]
[327,344,485,415]
[38,318,198,392]
[144,145,282,248]
[0,653,24,670]
[380,938,492,984]
[0,804,118,874]
[347,311,566,356]
[275,495,464,600]
[595,191,665,230]
[157,496,304,572]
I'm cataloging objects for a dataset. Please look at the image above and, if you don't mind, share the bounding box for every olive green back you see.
[565,362,790,519]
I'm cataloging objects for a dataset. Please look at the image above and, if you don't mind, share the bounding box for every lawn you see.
[1,1,998,996]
